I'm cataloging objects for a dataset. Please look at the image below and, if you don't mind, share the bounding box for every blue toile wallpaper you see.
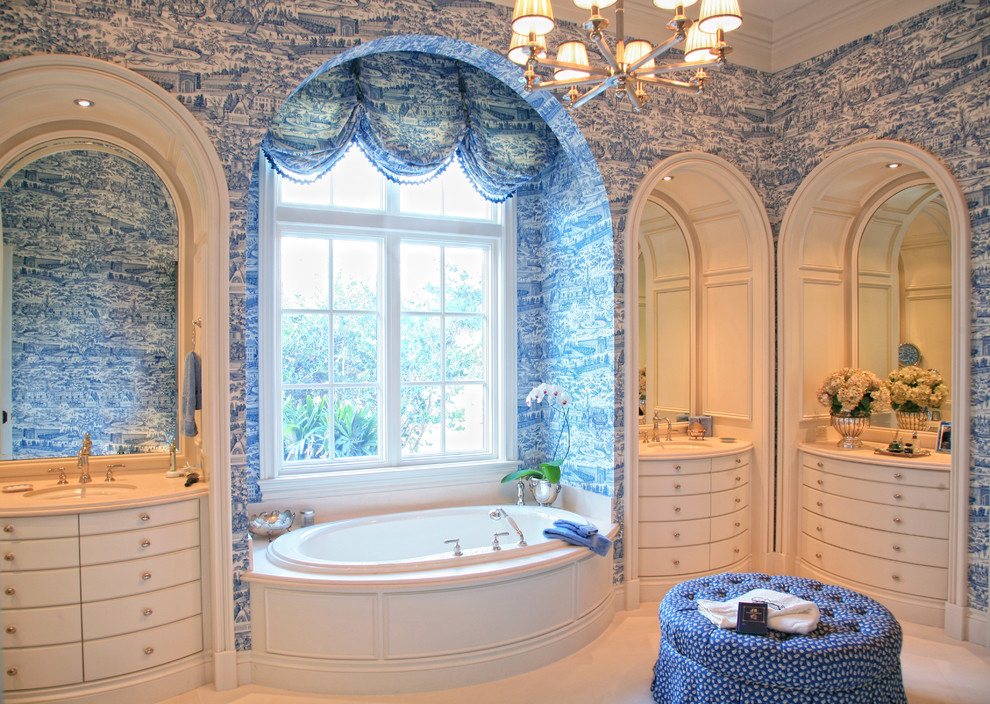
[2,0,989,651]
[0,148,178,459]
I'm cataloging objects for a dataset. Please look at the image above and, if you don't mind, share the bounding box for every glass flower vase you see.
[830,412,869,449]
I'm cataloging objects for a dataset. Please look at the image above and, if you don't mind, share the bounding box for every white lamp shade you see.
[683,23,718,62]
[508,33,548,65]
[654,0,699,9]
[698,0,742,33]
[555,41,591,81]
[624,40,655,73]
[573,0,618,9]
[512,0,555,37]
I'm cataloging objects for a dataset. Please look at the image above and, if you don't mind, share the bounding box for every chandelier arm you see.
[633,57,720,77]
[625,34,684,75]
[533,75,616,90]
[624,83,646,111]
[570,79,617,109]
[589,31,621,74]
[532,58,612,77]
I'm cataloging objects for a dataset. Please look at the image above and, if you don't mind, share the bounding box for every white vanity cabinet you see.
[1,497,205,694]
[798,445,950,626]
[637,447,751,599]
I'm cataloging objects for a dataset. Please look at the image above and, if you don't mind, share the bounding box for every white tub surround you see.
[246,506,618,695]
[0,469,211,704]
[798,441,951,628]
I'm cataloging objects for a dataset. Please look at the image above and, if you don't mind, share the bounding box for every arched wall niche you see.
[777,139,971,638]
[0,54,235,683]
[624,151,775,606]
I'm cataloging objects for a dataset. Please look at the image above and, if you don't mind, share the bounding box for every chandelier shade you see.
[698,0,743,33]
[506,0,743,111]
[512,0,555,37]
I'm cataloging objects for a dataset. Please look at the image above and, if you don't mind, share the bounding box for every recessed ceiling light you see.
[74,98,95,108]
[661,175,674,181]
[886,163,901,169]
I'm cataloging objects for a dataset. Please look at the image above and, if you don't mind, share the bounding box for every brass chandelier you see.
[507,0,743,111]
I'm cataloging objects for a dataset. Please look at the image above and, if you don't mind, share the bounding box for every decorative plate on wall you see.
[898,342,921,366]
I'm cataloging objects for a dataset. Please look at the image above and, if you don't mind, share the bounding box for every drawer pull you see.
[816,479,824,485]
[143,608,153,616]
[3,553,13,562]
[144,647,154,655]
[816,501,823,507]
[734,497,741,503]
[4,587,15,595]
[674,484,681,490]
[894,473,903,479]
[892,574,902,582]
[139,513,151,522]
[816,526,823,532]
[734,548,740,554]
[673,465,681,472]
[893,517,902,523]
[893,493,903,500]
[673,506,681,513]
[6,668,16,676]
[892,545,902,552]
[142,572,152,581]
[5,626,16,634]
[735,475,741,481]
[734,522,741,528]
[735,458,742,464]
[672,559,680,566]
[3,525,12,533]
[140,540,151,548]
[673,532,681,538]
[815,552,822,559]
[817,461,823,468]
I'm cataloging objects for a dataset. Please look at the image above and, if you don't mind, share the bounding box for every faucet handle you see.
[492,531,510,551]
[443,537,463,557]
[104,464,124,482]
[47,466,68,485]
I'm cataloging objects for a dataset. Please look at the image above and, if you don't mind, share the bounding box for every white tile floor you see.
[162,603,990,704]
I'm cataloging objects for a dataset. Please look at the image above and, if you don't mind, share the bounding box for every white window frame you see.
[257,154,518,500]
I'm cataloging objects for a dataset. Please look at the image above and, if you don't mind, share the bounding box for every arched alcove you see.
[778,139,971,638]
[624,151,775,605]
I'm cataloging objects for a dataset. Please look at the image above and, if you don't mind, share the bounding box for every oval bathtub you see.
[266,504,587,573]
[246,504,618,695]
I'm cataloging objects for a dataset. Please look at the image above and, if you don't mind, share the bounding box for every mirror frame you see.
[0,54,235,680]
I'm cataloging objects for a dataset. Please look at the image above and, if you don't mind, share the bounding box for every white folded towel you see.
[696,588,821,635]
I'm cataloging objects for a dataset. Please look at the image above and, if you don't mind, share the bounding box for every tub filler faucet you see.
[489,507,526,546]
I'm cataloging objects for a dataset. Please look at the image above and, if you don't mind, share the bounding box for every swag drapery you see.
[260,51,561,202]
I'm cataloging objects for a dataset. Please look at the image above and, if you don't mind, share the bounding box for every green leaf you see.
[539,461,561,484]
[500,468,543,483]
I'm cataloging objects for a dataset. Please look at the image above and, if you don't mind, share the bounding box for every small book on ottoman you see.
[736,602,768,635]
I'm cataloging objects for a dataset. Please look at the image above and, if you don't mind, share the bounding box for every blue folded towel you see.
[552,519,598,538]
[181,350,201,437]
[543,521,612,556]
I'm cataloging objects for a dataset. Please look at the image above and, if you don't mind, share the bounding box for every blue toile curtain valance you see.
[260,51,561,202]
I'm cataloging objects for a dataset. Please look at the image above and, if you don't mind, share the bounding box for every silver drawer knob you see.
[893,493,903,500]
[3,525,13,533]
[734,522,740,527]
[817,461,823,468]
[674,484,681,490]
[815,552,822,559]
[893,517,902,523]
[892,545,902,552]
[674,465,681,472]
[735,458,741,464]
[734,548,740,554]
[4,587,15,595]
[5,626,16,634]
[142,572,152,581]
[143,608,153,616]
[673,531,681,538]
[892,574,902,582]
[139,513,151,522]
[735,476,741,481]
[4,553,13,561]
[816,501,823,507]
[6,668,17,676]
[817,479,824,485]
[144,647,154,655]
[816,526,823,532]
[734,497,741,503]
[672,559,680,566]
[140,540,151,548]
[673,506,681,513]
[894,473,903,479]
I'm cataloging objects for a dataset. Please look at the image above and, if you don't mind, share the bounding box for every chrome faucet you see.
[652,410,672,443]
[489,507,527,546]
[77,433,93,484]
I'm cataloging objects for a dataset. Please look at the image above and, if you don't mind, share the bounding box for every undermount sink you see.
[23,483,138,500]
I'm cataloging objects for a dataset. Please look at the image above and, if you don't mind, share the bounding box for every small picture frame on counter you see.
[937,421,951,453]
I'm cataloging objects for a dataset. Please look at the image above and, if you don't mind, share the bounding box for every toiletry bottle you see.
[169,442,177,474]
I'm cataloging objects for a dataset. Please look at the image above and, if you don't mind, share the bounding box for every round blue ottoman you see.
[651,573,907,704]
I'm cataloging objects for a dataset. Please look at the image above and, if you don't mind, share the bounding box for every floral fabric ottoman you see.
[651,573,907,703]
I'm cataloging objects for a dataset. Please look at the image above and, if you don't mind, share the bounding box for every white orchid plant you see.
[501,382,572,485]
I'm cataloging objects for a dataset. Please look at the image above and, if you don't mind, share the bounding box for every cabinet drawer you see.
[711,466,749,493]
[83,580,202,640]
[80,547,201,602]
[711,484,748,516]
[639,472,710,497]
[639,517,709,548]
[83,614,203,681]
[638,458,710,477]
[803,486,949,538]
[2,603,81,648]
[710,530,749,569]
[639,494,710,521]
[801,533,947,600]
[80,519,200,566]
[0,536,79,572]
[804,466,947,511]
[3,642,83,690]
[803,454,949,489]
[711,507,748,541]
[79,498,199,535]
[1,566,81,609]
[712,452,749,472]
[801,509,949,568]
[638,545,709,576]
[1,514,78,540]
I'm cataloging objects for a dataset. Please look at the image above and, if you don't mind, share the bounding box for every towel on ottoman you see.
[697,588,821,634]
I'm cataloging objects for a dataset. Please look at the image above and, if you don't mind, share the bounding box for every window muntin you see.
[263,147,508,477]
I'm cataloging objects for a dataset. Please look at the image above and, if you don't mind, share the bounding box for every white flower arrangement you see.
[816,367,892,417]
[887,366,947,412]
[502,382,572,485]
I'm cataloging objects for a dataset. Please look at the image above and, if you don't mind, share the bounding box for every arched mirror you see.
[0,141,179,459]
[857,184,951,428]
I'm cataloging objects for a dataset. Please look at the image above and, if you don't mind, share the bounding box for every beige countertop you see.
[799,440,951,471]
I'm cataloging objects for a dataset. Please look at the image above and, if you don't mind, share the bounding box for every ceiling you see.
[492,0,947,72]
